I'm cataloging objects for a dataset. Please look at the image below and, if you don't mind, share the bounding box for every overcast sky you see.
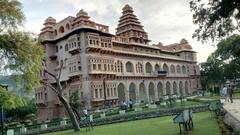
[20,0,216,63]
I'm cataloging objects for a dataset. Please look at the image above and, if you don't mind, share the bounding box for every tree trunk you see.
[58,95,80,131]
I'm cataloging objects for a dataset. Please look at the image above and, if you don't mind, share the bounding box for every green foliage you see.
[200,35,240,89]
[190,0,240,42]
[0,31,44,91]
[200,53,224,89]
[0,0,25,30]
[0,0,44,91]
[70,91,82,110]
[7,98,36,120]
[0,86,25,110]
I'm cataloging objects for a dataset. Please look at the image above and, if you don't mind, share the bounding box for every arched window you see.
[126,61,133,72]
[182,65,186,74]
[145,62,152,73]
[170,64,175,73]
[65,44,68,51]
[177,65,181,73]
[163,63,169,73]
[59,26,64,33]
[136,62,143,73]
[66,23,70,30]
[54,30,57,36]
[155,64,160,71]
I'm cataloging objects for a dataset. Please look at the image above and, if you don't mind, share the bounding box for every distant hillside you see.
[0,75,34,98]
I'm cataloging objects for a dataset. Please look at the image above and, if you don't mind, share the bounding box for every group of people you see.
[221,85,234,103]
[120,99,133,110]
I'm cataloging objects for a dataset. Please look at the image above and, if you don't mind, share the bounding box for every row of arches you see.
[117,81,189,103]
[54,23,70,36]
[117,61,188,74]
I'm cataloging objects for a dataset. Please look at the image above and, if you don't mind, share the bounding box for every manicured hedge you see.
[23,104,209,135]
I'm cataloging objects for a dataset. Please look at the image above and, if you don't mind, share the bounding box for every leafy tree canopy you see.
[200,35,240,89]
[190,0,240,42]
[0,86,25,110]
[0,0,44,91]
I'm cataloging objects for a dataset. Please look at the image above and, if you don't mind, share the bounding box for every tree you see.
[0,0,25,30]
[43,63,80,131]
[214,35,240,82]
[200,35,240,90]
[190,0,240,42]
[0,86,25,110]
[200,53,224,91]
[0,0,44,91]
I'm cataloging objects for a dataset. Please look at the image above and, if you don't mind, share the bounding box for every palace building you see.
[36,4,201,121]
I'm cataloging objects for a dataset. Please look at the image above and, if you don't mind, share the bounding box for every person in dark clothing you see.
[228,85,233,103]
[129,99,133,109]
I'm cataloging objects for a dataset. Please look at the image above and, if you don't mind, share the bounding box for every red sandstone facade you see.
[36,5,201,121]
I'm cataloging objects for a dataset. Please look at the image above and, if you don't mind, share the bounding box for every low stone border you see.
[224,111,240,134]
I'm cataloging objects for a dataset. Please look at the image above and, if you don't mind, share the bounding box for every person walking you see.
[83,108,88,117]
[228,85,233,103]
[222,85,228,102]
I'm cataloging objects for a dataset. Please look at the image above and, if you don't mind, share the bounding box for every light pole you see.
[0,84,8,135]
[1,105,3,135]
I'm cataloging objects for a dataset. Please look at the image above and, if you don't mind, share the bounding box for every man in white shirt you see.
[222,85,227,102]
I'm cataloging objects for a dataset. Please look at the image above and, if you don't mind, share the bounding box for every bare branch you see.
[58,61,63,80]
[44,69,57,81]
[41,80,59,96]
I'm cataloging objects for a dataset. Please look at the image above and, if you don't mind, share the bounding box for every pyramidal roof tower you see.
[116,4,150,44]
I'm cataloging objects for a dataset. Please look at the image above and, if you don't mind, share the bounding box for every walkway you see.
[222,99,240,121]
[221,99,240,134]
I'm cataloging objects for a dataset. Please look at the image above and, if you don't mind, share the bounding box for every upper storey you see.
[39,9,111,41]
[115,4,150,45]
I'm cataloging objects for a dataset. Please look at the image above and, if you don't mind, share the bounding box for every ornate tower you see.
[116,4,150,44]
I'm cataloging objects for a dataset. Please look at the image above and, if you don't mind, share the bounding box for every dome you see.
[76,9,89,17]
[44,16,56,24]
[180,38,188,44]
[122,4,133,12]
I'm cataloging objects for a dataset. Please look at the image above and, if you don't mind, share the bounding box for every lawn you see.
[44,112,220,135]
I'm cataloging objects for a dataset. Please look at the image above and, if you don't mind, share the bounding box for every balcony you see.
[49,54,57,60]
[157,70,167,76]
[69,46,81,55]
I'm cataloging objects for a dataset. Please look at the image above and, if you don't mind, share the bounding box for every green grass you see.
[44,112,220,135]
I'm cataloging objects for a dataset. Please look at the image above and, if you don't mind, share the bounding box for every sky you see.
[20,0,216,63]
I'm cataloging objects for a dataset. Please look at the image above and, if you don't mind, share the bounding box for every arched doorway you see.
[166,81,171,95]
[139,82,147,103]
[185,81,189,95]
[173,81,177,95]
[179,81,183,96]
[157,82,163,98]
[117,83,126,103]
[129,82,136,102]
[148,82,155,102]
